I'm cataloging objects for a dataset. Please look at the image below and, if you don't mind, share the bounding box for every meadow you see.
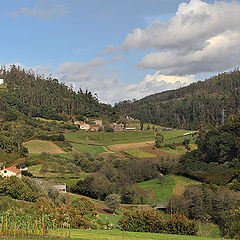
[123,148,157,158]
[138,174,200,204]
[52,229,225,240]
[23,140,66,154]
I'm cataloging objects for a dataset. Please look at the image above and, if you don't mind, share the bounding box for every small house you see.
[93,120,103,126]
[125,127,136,131]
[79,123,90,130]
[0,167,22,178]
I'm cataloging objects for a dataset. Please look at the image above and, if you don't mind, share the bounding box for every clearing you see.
[138,174,200,204]
[24,140,66,154]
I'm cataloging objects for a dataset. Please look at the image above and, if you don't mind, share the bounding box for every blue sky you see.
[1,0,240,103]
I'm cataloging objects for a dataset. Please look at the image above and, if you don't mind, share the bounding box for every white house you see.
[0,79,3,85]
[80,123,90,130]
[0,167,22,178]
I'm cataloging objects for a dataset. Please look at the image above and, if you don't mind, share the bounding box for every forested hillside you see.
[115,70,240,129]
[0,65,118,121]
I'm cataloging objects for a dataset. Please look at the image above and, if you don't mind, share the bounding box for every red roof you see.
[5,167,22,174]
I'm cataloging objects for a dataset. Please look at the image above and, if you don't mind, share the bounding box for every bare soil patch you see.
[140,146,179,159]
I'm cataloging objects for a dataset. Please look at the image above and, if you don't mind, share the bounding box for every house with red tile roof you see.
[0,167,22,178]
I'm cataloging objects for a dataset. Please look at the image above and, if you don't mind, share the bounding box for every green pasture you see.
[53,229,226,240]
[64,131,155,146]
[160,130,195,140]
[35,117,64,124]
[138,174,200,204]
[28,164,89,187]
[23,140,66,154]
[71,143,109,157]
[123,148,156,158]
[0,84,7,89]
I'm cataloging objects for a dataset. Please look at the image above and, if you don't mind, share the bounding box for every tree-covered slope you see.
[0,65,118,122]
[115,70,240,129]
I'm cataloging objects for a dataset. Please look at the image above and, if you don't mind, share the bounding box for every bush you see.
[118,208,197,235]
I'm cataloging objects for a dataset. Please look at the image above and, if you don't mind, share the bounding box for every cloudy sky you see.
[1,0,240,103]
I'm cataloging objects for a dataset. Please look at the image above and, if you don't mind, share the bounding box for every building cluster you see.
[74,119,137,132]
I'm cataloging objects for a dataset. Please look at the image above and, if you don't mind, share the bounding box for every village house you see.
[125,127,136,131]
[79,123,90,130]
[90,126,99,131]
[93,120,103,126]
[0,167,22,178]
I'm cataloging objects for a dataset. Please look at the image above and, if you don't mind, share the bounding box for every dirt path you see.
[140,146,180,159]
[108,141,154,151]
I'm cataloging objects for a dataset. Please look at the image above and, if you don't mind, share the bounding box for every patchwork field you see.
[64,131,155,146]
[123,148,157,158]
[138,174,200,204]
[24,140,66,154]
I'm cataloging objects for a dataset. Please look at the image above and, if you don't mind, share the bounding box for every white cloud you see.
[122,0,240,75]
[57,58,195,103]
[9,4,69,20]
[104,45,116,54]
[4,61,194,104]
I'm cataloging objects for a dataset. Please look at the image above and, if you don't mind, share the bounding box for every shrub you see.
[118,208,197,235]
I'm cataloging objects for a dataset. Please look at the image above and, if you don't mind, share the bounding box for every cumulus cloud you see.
[9,4,69,20]
[104,45,116,54]
[122,0,240,75]
[57,57,194,103]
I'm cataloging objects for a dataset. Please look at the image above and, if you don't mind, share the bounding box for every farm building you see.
[80,123,90,130]
[0,167,22,178]
[93,120,102,126]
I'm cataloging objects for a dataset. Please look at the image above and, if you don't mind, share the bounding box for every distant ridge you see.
[115,70,240,129]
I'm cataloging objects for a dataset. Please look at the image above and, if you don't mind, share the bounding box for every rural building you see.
[0,167,22,178]
[156,127,163,132]
[126,116,135,121]
[79,123,90,130]
[0,79,3,85]
[53,183,67,193]
[93,120,102,126]
[125,127,136,131]
[90,126,99,131]
[114,123,124,131]
[74,121,81,125]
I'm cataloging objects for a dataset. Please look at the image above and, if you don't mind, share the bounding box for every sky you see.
[1,0,240,104]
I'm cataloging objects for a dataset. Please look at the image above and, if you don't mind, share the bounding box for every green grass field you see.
[123,148,157,158]
[53,229,227,240]
[138,174,200,204]
[65,131,155,146]
[24,140,66,154]
[71,143,110,157]
[0,84,7,89]
[28,164,89,187]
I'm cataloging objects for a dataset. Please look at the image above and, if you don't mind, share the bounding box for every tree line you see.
[115,69,240,129]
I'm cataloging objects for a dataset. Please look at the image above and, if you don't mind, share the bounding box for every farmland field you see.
[138,174,200,204]
[53,229,227,240]
[123,148,157,158]
[28,164,88,187]
[64,131,155,146]
[24,140,66,154]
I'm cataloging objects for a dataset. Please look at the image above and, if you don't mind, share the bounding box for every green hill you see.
[115,70,240,129]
